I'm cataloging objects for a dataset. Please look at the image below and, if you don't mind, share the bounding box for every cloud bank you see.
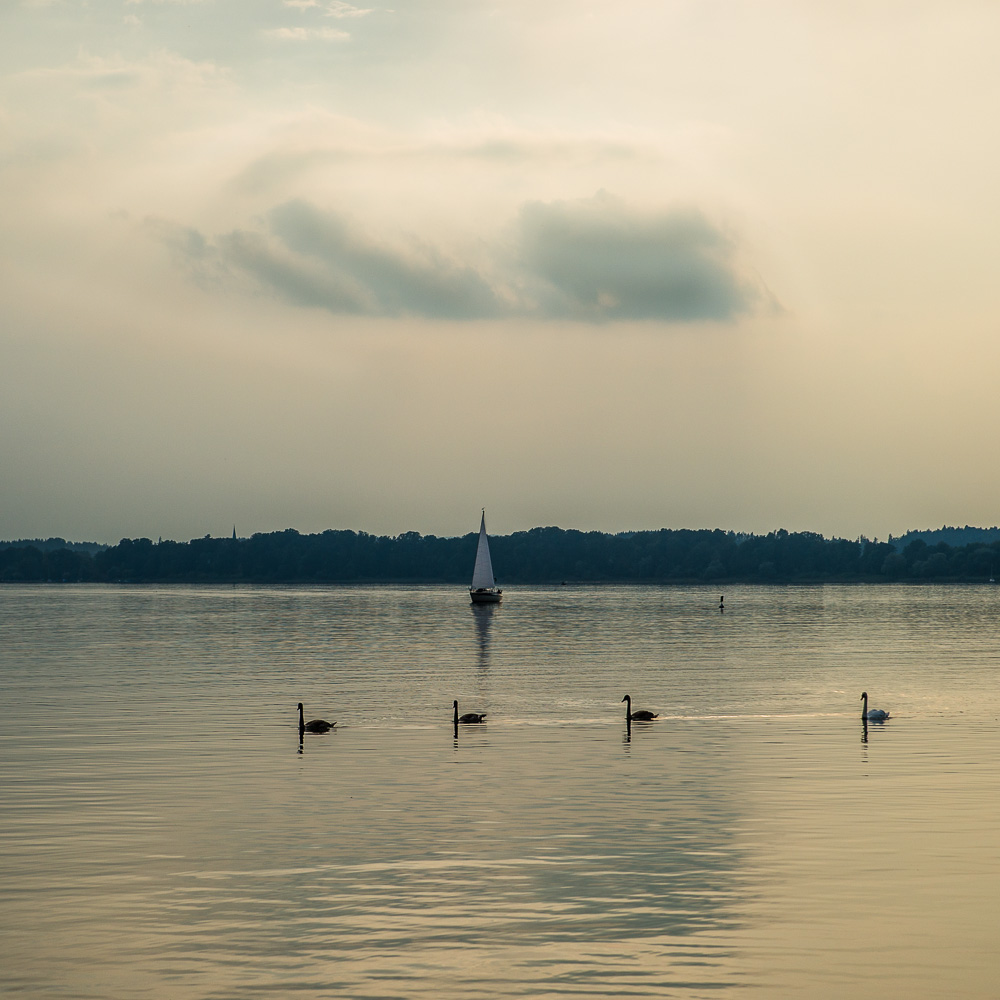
[155,192,761,323]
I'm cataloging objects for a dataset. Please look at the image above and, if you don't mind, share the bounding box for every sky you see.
[2,0,998,544]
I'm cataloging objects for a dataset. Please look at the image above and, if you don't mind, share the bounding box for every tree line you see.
[890,525,1000,549]
[1,526,999,584]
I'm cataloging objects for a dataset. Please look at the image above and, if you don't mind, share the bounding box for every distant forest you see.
[2,525,999,584]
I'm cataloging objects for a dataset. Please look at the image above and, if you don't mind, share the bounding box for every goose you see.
[454,700,487,725]
[298,703,335,733]
[861,692,890,722]
[622,694,658,722]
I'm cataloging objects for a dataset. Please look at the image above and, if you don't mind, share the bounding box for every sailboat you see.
[469,509,503,604]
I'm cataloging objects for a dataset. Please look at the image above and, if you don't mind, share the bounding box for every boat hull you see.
[470,588,502,604]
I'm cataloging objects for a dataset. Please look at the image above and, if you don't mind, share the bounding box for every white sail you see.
[471,510,496,589]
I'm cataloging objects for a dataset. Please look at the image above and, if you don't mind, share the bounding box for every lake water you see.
[2,583,1000,999]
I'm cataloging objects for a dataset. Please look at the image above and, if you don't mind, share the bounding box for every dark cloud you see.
[152,193,765,323]
[264,200,504,319]
[147,205,500,317]
[220,227,373,313]
[143,217,232,294]
[516,191,756,321]
[145,218,210,261]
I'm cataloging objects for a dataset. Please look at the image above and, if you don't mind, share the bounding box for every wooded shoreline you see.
[3,526,998,585]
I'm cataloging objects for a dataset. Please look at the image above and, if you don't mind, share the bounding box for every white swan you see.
[861,691,889,722]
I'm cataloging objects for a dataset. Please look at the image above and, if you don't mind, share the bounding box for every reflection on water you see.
[2,584,1000,999]
[470,601,495,668]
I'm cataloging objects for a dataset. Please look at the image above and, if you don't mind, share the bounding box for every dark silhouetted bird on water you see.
[454,700,487,724]
[622,694,658,722]
[861,691,889,722]
[299,703,335,733]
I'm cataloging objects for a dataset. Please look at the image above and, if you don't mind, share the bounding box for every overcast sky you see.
[2,0,998,543]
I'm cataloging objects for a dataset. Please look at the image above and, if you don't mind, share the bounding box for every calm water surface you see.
[2,584,1000,998]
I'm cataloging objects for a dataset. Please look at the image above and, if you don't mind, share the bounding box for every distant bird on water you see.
[298,703,335,733]
[622,694,658,722]
[861,692,890,722]
[454,700,486,725]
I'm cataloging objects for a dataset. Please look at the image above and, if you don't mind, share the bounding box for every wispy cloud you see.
[269,0,372,42]
[284,0,372,12]
[263,26,350,41]
[323,1,374,18]
[9,49,230,93]
[228,128,663,200]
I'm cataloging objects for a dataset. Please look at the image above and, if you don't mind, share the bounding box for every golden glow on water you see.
[2,585,1000,998]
